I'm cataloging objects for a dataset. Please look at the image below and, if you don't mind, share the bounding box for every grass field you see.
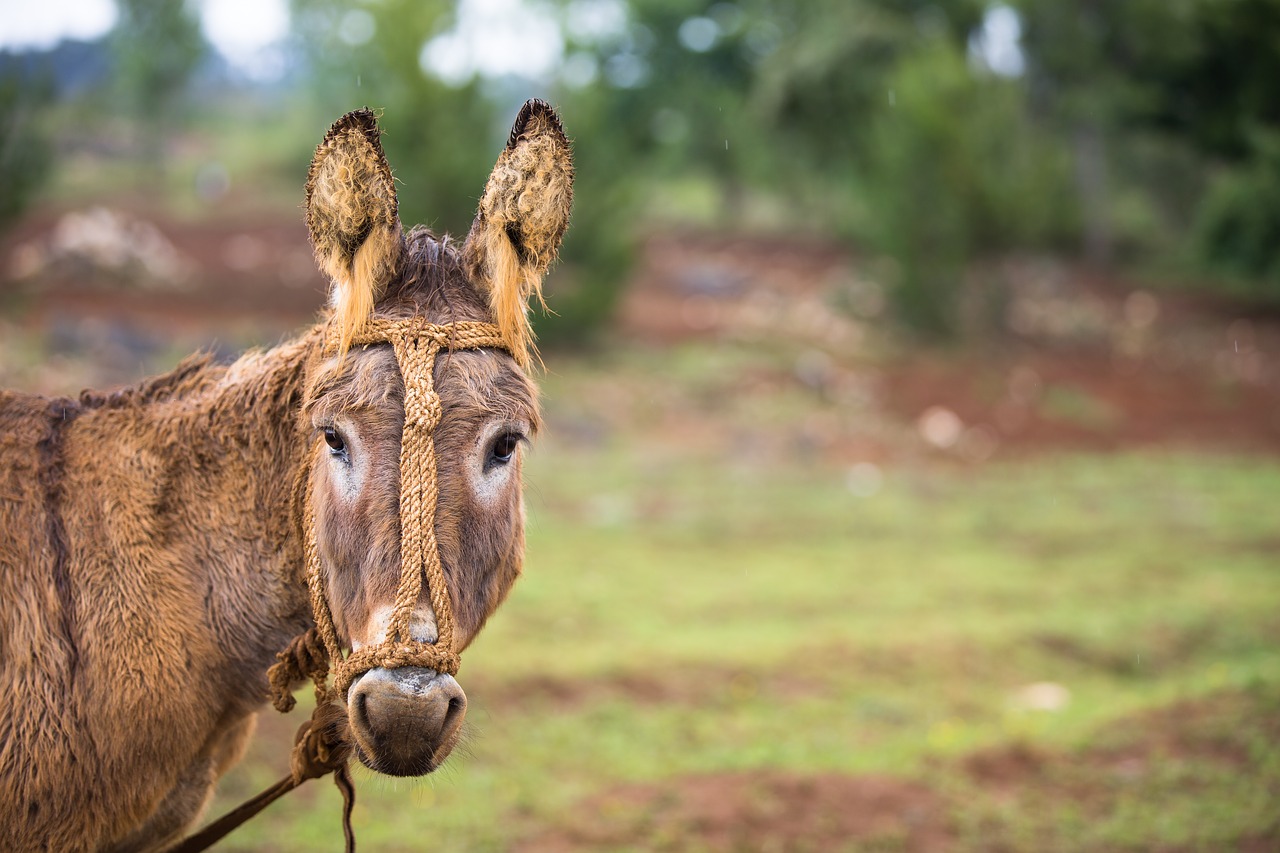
[205,349,1280,851]
[4,200,1275,849]
[6,96,1278,850]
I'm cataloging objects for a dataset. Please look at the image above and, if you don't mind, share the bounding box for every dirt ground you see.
[4,210,1278,458]
[514,687,1280,852]
[519,771,951,853]
[2,205,324,334]
[617,232,1280,459]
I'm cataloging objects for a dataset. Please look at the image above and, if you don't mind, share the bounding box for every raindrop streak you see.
[888,89,896,106]
[357,75,361,87]
[725,139,729,150]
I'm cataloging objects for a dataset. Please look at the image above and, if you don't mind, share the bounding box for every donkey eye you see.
[489,432,522,466]
[323,427,346,455]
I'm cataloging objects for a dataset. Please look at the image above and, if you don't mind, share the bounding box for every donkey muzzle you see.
[346,666,467,777]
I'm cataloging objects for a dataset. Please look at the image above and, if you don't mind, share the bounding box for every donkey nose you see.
[347,667,468,777]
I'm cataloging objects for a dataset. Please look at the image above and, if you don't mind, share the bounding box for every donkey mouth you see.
[346,666,468,777]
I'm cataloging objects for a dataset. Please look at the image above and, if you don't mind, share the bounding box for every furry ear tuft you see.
[305,108,404,355]
[464,99,574,368]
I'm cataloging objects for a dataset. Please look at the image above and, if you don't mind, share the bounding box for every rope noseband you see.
[178,319,512,852]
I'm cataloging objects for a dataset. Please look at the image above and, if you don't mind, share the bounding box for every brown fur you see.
[0,101,569,850]
[0,343,314,852]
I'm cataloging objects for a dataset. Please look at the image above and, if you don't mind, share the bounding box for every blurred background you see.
[2,0,1279,849]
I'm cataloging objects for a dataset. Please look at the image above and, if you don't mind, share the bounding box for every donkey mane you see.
[388,226,488,320]
[64,227,477,423]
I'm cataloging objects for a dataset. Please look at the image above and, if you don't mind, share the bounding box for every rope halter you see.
[230,317,511,853]
[302,318,512,700]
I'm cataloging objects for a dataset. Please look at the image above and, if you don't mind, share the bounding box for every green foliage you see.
[542,0,770,342]
[1195,130,1280,298]
[0,74,54,228]
[862,40,1074,338]
[1013,0,1201,126]
[865,42,972,338]
[753,0,984,167]
[1130,0,1280,163]
[1016,0,1280,287]
[548,0,1087,338]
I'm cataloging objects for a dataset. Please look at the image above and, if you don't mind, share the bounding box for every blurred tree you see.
[1014,0,1201,265]
[1145,0,1280,294]
[1196,130,1280,297]
[561,1,762,212]
[553,0,1074,339]
[1135,0,1280,162]
[752,0,984,188]
[546,0,770,344]
[746,0,1077,337]
[863,37,1074,338]
[1017,0,1280,291]
[111,0,207,166]
[0,74,55,229]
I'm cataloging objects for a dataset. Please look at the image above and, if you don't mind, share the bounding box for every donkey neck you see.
[11,329,326,852]
[69,330,324,691]
[171,333,321,643]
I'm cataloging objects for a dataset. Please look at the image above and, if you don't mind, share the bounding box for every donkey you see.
[0,100,572,851]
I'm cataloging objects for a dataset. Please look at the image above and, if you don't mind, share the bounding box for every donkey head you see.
[299,102,572,776]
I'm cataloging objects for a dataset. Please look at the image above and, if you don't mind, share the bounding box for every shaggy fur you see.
[463,99,574,367]
[0,101,569,851]
[0,344,314,851]
[306,108,404,357]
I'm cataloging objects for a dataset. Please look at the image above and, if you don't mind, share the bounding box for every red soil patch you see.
[518,771,951,853]
[2,205,325,339]
[616,232,1280,457]
[958,686,1280,811]
[880,349,1280,455]
[616,232,855,343]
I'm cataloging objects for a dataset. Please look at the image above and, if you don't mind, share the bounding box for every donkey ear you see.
[463,99,574,367]
[305,108,404,353]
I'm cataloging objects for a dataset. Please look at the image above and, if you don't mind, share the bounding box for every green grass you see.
[211,444,1280,851]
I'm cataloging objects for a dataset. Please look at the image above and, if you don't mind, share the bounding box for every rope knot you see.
[290,702,352,785]
[404,387,442,430]
[267,628,331,713]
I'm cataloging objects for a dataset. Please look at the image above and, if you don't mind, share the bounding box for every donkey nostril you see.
[442,693,467,738]
[353,689,369,727]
